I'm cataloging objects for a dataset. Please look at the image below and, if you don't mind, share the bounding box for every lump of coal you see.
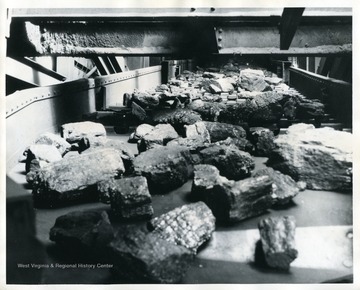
[258,216,298,270]
[128,123,154,143]
[198,144,255,180]
[191,165,273,222]
[254,167,301,205]
[214,137,254,154]
[166,136,208,153]
[49,210,114,248]
[133,146,194,194]
[239,69,269,92]
[267,123,352,192]
[24,144,62,173]
[132,91,160,108]
[148,202,216,253]
[203,121,246,142]
[32,148,125,207]
[61,121,106,143]
[138,124,179,152]
[249,127,275,157]
[109,227,194,283]
[185,121,211,143]
[187,100,226,122]
[34,132,71,156]
[108,176,153,220]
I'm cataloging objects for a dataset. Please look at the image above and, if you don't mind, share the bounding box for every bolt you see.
[190,7,196,12]
[210,7,216,12]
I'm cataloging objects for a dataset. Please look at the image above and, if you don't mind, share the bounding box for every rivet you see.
[210,7,215,12]
[218,36,222,41]
[218,28,223,33]
[190,7,196,12]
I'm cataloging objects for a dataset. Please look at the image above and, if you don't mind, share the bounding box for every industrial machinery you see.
[5,7,353,285]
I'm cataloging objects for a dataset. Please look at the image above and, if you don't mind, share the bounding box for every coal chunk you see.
[198,144,255,180]
[33,132,71,156]
[238,69,269,92]
[254,167,301,205]
[249,127,275,157]
[258,216,298,270]
[166,136,208,153]
[214,137,254,154]
[49,210,114,248]
[32,148,125,207]
[24,144,63,173]
[267,123,352,192]
[187,100,226,122]
[132,91,160,108]
[128,124,154,143]
[133,146,194,194]
[148,202,216,253]
[184,121,211,143]
[109,227,194,283]
[191,165,273,222]
[203,121,247,142]
[138,124,179,152]
[61,121,106,143]
[108,176,153,220]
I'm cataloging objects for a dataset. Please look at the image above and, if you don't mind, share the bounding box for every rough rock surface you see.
[152,108,202,133]
[283,96,325,120]
[249,127,276,156]
[198,144,255,180]
[138,124,179,152]
[148,202,216,253]
[109,227,194,283]
[133,146,194,194]
[32,148,125,207]
[239,69,269,92]
[254,167,301,205]
[219,91,284,126]
[108,176,153,220]
[187,100,226,122]
[191,165,273,222]
[203,121,247,143]
[61,121,106,143]
[166,136,208,153]
[185,121,211,143]
[214,137,254,154]
[49,210,114,248]
[132,91,160,108]
[24,144,63,173]
[128,123,154,143]
[258,216,298,270]
[34,132,71,156]
[267,123,352,192]
[78,137,134,172]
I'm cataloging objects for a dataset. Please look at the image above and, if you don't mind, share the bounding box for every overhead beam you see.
[280,8,305,50]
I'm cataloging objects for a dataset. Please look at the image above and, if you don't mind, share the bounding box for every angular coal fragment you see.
[254,167,301,205]
[185,121,211,143]
[198,144,255,180]
[61,121,106,143]
[187,100,226,122]
[191,165,273,222]
[109,226,194,283]
[267,123,352,192]
[49,210,114,248]
[108,176,153,220]
[133,146,194,194]
[203,121,246,142]
[32,148,125,207]
[249,127,275,157]
[128,123,154,143]
[258,216,298,270]
[132,91,160,108]
[166,136,208,153]
[33,132,71,156]
[214,137,254,153]
[24,144,63,173]
[238,69,268,92]
[148,202,216,253]
[138,124,179,152]
[152,108,202,133]
[77,137,135,173]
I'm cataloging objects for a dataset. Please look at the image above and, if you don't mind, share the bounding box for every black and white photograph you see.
[1,1,358,289]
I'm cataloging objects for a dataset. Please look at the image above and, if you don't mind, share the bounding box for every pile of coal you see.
[32,148,125,207]
[61,121,106,143]
[49,210,114,249]
[133,145,194,194]
[257,216,298,270]
[109,226,194,283]
[198,144,255,180]
[191,164,273,222]
[148,202,216,253]
[103,176,154,220]
[267,123,352,192]
[254,167,302,205]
